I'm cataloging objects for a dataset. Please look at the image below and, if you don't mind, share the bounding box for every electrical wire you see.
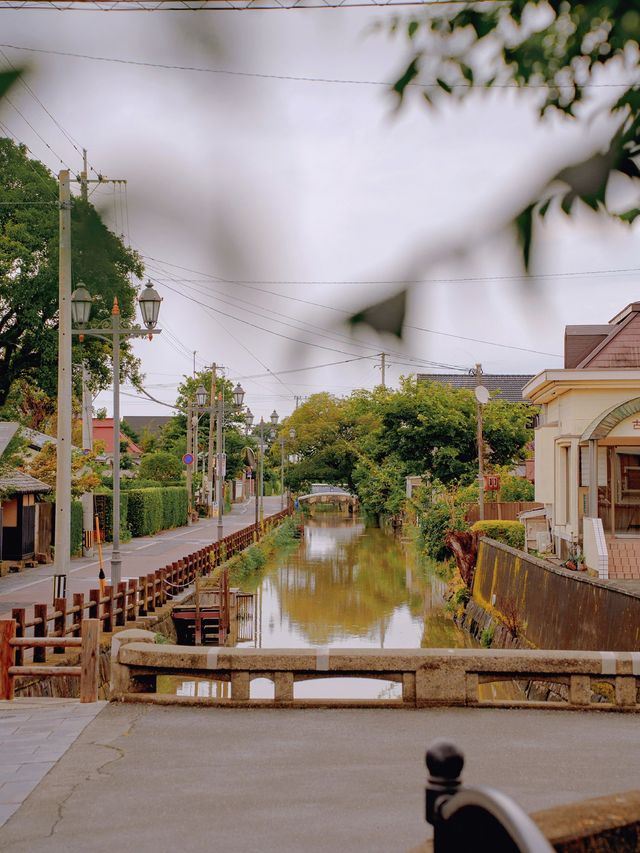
[142,256,563,358]
[0,43,635,90]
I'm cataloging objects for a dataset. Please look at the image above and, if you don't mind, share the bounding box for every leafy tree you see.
[120,419,140,445]
[0,137,143,406]
[138,450,183,483]
[24,443,100,497]
[393,2,640,258]
[352,3,639,334]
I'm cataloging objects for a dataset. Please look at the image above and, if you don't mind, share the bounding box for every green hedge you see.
[97,491,130,542]
[70,501,83,557]
[471,520,525,550]
[126,487,188,538]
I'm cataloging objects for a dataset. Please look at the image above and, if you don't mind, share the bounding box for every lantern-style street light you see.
[270,409,279,427]
[195,384,207,408]
[71,279,162,589]
[233,383,245,408]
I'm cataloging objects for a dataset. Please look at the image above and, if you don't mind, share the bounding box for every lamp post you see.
[71,280,162,589]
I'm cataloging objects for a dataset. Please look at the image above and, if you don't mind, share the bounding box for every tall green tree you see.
[0,137,143,406]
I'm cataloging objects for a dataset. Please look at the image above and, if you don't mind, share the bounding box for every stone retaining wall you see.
[471,538,640,650]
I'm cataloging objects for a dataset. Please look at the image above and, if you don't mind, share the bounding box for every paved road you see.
[0,496,284,621]
[0,702,637,852]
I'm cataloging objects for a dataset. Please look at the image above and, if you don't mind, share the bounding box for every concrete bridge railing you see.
[111,636,640,711]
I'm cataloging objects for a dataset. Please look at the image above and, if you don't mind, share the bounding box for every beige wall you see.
[533,382,640,544]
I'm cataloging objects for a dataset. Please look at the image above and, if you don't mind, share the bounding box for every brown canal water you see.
[159,513,477,701]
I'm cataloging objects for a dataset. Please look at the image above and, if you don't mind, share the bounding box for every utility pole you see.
[53,170,73,586]
[207,363,217,516]
[216,392,224,540]
[193,351,197,378]
[475,363,485,522]
[186,401,193,525]
[380,353,386,388]
[80,149,88,202]
[81,363,94,557]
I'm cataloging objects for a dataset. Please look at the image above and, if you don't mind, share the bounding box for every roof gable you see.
[579,311,640,369]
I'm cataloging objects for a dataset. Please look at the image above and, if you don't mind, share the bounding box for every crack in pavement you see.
[49,706,148,839]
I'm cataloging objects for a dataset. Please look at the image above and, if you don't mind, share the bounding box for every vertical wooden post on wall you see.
[103,586,114,633]
[116,582,127,627]
[72,593,84,637]
[127,579,137,621]
[11,608,25,667]
[53,597,66,654]
[89,587,100,622]
[79,618,100,703]
[33,603,47,663]
[0,619,16,700]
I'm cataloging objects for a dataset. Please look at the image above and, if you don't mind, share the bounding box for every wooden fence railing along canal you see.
[0,509,291,699]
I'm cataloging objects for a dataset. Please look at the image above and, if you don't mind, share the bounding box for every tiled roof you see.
[0,469,51,495]
[123,415,172,437]
[417,374,534,403]
[0,422,19,457]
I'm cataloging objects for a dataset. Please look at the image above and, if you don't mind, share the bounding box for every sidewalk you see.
[0,496,284,621]
[0,698,106,829]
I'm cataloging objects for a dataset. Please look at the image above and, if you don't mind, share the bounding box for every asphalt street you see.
[0,496,284,621]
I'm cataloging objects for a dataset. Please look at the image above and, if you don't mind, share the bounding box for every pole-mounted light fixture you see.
[245,408,254,429]
[138,280,162,330]
[233,383,245,407]
[195,384,207,408]
[270,409,279,426]
[289,428,296,440]
[70,283,93,327]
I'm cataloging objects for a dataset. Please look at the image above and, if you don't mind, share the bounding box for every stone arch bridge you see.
[297,485,358,513]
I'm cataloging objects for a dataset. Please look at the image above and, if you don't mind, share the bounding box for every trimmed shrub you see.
[96,491,130,542]
[161,487,189,530]
[126,487,189,537]
[70,501,83,556]
[471,520,525,550]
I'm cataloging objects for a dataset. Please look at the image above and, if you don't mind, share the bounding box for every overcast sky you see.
[1,6,639,422]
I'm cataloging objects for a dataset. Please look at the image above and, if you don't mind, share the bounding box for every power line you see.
[144,259,446,367]
[2,92,72,171]
[142,255,563,358]
[0,43,634,90]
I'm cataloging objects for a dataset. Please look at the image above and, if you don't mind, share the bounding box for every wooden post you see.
[33,603,47,664]
[116,582,127,627]
[146,574,156,613]
[103,585,114,633]
[53,597,66,654]
[0,620,16,700]
[79,618,100,703]
[127,579,137,621]
[11,608,25,667]
[89,587,100,622]
[139,575,148,616]
[72,593,84,637]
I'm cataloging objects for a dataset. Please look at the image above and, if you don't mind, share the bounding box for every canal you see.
[160,512,476,701]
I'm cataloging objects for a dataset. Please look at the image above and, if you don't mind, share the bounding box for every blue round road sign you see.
[182,453,194,465]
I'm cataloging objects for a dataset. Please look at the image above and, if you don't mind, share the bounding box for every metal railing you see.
[426,739,554,852]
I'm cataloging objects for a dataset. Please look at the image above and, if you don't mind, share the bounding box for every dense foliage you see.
[138,451,183,483]
[126,487,188,537]
[471,520,526,550]
[280,379,533,520]
[0,138,144,406]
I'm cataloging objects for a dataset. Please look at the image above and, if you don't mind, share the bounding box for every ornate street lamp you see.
[195,384,207,408]
[138,280,162,330]
[70,283,92,326]
[71,281,162,589]
[270,409,279,427]
[245,408,254,430]
[233,383,245,408]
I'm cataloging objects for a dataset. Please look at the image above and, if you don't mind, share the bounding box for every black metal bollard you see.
[425,739,554,853]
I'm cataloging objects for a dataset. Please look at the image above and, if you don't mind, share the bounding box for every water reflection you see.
[160,514,476,700]
[253,514,471,649]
